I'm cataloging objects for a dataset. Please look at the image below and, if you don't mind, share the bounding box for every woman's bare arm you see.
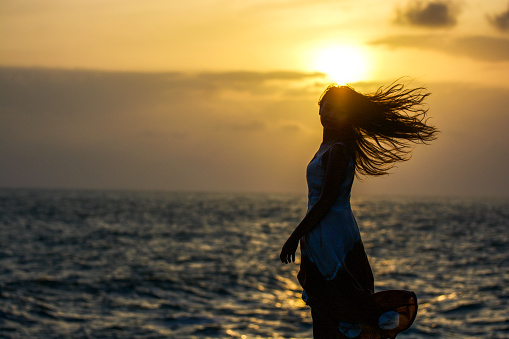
[280,144,350,264]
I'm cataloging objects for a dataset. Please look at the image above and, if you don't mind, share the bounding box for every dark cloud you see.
[487,4,509,32]
[0,67,324,192]
[395,1,460,28]
[2,67,508,196]
[370,35,509,62]
[191,71,326,96]
[0,68,326,120]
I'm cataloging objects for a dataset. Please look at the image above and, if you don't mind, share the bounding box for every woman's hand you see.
[280,236,299,264]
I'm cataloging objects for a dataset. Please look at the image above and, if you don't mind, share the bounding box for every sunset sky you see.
[1,0,509,197]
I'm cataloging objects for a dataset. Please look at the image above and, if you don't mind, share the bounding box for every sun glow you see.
[313,45,369,85]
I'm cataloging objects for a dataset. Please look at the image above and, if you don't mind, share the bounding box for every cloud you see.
[487,3,509,32]
[0,67,325,192]
[2,67,508,197]
[370,35,509,62]
[222,121,267,132]
[394,1,460,28]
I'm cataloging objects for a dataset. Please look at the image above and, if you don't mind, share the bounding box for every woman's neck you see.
[322,126,355,147]
[322,129,344,145]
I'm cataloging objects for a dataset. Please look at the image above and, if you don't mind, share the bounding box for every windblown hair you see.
[319,81,438,176]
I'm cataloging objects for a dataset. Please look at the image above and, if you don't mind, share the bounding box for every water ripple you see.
[0,189,507,338]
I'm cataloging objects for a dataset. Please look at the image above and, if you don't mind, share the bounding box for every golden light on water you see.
[312,45,369,85]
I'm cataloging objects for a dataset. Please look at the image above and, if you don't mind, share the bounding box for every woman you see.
[280,83,438,338]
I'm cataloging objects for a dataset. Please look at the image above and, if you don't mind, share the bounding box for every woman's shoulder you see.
[327,142,350,157]
[322,142,351,166]
[320,141,346,151]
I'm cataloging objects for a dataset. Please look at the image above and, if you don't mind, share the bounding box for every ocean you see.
[0,189,507,338]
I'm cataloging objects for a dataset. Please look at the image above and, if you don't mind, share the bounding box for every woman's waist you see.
[302,207,359,241]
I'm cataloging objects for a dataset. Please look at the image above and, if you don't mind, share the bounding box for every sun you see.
[313,45,369,85]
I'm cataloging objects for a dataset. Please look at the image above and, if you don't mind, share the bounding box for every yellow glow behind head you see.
[313,45,369,85]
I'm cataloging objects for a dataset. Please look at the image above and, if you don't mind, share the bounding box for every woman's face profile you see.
[319,96,347,129]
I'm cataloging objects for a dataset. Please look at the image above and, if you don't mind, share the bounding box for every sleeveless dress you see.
[298,142,418,339]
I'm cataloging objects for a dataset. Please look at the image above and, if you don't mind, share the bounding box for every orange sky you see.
[1,0,509,196]
[2,0,509,85]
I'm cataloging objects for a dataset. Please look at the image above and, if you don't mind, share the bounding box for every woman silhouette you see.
[280,83,438,338]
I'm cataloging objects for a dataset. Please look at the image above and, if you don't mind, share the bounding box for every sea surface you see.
[0,189,508,338]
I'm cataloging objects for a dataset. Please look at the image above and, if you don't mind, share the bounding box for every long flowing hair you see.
[319,81,438,176]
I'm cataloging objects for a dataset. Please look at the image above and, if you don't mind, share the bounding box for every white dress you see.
[297,142,418,338]
[301,142,361,280]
